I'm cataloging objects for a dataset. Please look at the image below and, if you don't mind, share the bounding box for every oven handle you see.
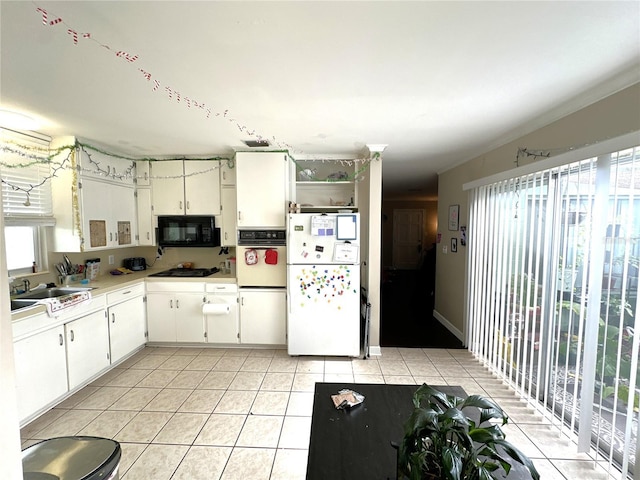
[237,245,285,249]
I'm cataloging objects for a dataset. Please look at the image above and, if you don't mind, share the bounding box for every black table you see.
[307,382,534,480]
[307,383,466,480]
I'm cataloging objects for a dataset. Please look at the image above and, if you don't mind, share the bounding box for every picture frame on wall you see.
[448,204,459,231]
[451,237,458,253]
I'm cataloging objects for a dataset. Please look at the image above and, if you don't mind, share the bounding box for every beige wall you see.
[382,199,438,268]
[435,83,640,341]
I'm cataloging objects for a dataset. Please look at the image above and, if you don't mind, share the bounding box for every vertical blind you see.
[466,146,639,479]
[0,128,54,222]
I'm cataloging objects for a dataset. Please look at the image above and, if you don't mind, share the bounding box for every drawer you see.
[205,283,238,293]
[145,281,205,293]
[106,283,145,305]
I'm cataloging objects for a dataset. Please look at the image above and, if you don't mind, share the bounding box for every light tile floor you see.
[20,346,624,479]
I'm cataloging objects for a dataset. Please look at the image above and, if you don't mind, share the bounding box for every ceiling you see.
[1,1,639,200]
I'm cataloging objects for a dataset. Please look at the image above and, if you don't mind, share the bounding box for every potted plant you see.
[395,384,540,480]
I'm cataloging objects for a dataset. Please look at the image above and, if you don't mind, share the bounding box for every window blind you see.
[466,146,639,479]
[0,128,55,224]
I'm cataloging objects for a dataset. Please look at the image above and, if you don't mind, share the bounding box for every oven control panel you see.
[238,229,286,246]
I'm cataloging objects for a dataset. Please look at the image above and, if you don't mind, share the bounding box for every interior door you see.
[392,209,425,269]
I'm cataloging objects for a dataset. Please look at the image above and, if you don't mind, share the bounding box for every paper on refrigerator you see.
[311,215,335,236]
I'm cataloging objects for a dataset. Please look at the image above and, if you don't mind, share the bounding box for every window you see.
[5,226,39,275]
[465,136,639,478]
[1,128,54,276]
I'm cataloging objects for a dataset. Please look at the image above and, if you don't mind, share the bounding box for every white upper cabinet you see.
[220,159,236,186]
[80,178,136,249]
[151,160,221,216]
[150,160,184,215]
[235,152,288,228]
[51,144,137,252]
[221,185,237,246]
[135,160,151,186]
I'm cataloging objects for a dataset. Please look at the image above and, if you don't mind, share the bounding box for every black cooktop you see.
[148,267,220,278]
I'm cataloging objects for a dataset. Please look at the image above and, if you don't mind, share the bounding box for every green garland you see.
[1,140,378,192]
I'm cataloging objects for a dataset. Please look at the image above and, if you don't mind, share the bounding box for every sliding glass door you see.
[467,146,639,478]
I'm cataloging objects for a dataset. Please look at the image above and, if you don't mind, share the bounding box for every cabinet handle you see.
[179,201,183,210]
[59,334,64,346]
[170,299,173,308]
[176,299,180,309]
[110,232,113,242]
[222,171,226,181]
[70,330,75,342]
[112,313,116,323]
[225,232,228,240]
[238,211,242,221]
[187,201,190,210]
[122,290,132,295]
[115,232,118,242]
[146,232,150,240]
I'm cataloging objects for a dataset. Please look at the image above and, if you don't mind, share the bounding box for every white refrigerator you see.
[287,213,360,356]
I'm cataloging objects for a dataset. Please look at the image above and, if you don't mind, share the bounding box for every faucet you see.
[23,279,30,292]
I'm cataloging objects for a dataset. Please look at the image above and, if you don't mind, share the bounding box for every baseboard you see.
[433,310,464,342]
[368,345,382,357]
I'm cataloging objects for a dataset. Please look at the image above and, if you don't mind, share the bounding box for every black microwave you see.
[157,216,220,248]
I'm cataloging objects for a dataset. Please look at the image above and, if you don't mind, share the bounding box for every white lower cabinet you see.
[13,323,68,423]
[239,289,286,345]
[107,286,147,364]
[146,282,205,343]
[205,283,239,344]
[66,310,110,390]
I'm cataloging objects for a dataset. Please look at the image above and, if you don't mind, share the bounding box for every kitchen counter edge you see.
[11,268,237,320]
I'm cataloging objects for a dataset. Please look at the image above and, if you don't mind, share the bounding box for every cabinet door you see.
[136,187,154,246]
[146,293,177,342]
[109,296,147,363]
[80,178,111,249]
[220,160,236,186]
[240,289,286,345]
[136,160,151,186]
[151,160,185,215]
[184,160,221,215]
[236,152,288,228]
[111,183,136,247]
[66,310,110,390]
[221,185,237,246]
[175,292,206,343]
[80,179,135,249]
[205,295,239,343]
[14,325,68,422]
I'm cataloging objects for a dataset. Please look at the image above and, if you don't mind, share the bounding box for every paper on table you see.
[331,389,365,409]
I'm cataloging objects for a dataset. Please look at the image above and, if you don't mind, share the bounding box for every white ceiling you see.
[1,1,639,199]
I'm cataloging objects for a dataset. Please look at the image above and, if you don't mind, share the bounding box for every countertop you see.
[11,267,237,320]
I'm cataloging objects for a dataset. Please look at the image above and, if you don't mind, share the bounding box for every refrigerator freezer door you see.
[287,264,360,356]
[288,213,359,265]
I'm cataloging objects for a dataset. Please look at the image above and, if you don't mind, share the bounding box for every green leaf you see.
[442,446,463,480]
[495,439,541,480]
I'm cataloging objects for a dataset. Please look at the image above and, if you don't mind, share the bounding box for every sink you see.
[16,287,94,300]
[10,299,39,311]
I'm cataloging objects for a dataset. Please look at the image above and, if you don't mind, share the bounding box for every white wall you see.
[0,194,25,477]
[361,154,383,353]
